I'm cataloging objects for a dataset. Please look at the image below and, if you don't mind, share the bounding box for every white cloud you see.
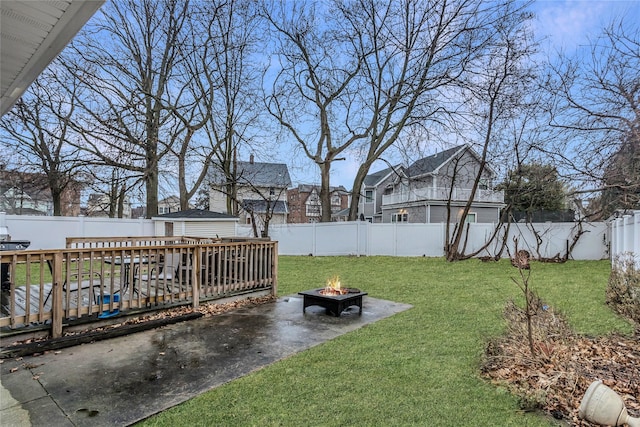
[531,0,639,52]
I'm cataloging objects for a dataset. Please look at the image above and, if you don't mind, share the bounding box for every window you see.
[465,213,477,223]
[306,203,321,216]
[391,212,408,222]
[364,190,374,203]
[158,206,170,214]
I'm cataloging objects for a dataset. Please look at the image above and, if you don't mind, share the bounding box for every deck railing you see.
[1,238,278,338]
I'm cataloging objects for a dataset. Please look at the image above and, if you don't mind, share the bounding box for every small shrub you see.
[607,255,640,326]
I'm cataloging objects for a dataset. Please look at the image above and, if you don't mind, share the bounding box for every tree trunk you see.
[319,162,332,222]
[348,167,369,221]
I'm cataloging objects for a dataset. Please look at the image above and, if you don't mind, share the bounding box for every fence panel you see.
[261,221,608,260]
[610,211,640,267]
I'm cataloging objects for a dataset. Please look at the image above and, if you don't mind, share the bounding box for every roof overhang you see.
[1,0,104,116]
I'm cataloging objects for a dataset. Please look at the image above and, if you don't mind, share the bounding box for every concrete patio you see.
[0,294,412,426]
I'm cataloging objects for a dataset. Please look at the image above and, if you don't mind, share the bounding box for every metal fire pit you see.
[298,288,367,317]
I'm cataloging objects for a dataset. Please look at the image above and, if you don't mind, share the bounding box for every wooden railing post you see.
[51,252,64,338]
[272,242,278,296]
[192,246,200,309]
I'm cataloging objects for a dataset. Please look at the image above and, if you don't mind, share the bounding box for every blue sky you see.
[288,0,640,189]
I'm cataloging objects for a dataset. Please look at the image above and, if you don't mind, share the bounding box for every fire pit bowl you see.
[298,288,367,317]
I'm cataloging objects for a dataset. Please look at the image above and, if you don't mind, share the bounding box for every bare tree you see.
[1,67,88,216]
[204,0,267,216]
[264,0,531,222]
[443,3,538,260]
[84,165,139,218]
[60,0,190,218]
[543,18,640,203]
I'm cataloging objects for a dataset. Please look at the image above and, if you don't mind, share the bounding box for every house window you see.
[246,216,252,225]
[158,206,170,214]
[269,187,275,196]
[391,212,408,222]
[364,190,373,203]
[306,203,320,216]
[465,213,477,223]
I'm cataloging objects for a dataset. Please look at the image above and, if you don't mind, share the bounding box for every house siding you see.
[362,145,504,224]
[154,220,237,238]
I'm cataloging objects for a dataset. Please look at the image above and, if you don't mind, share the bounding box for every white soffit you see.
[0,0,104,116]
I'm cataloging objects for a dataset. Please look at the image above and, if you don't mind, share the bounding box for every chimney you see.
[250,154,254,164]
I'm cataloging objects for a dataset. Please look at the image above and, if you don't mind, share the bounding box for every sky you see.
[286,0,640,190]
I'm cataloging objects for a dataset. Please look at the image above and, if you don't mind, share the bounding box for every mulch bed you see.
[1,295,277,358]
[481,299,639,425]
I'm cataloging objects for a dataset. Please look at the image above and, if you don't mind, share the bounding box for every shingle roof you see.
[363,165,401,187]
[405,145,466,177]
[242,199,289,214]
[294,184,349,194]
[155,209,238,220]
[210,161,292,188]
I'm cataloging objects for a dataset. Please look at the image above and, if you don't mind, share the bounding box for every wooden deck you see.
[1,237,278,336]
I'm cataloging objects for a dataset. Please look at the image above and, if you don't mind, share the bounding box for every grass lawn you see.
[138,257,633,427]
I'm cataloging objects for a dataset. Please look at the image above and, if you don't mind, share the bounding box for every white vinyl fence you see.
[237,221,609,260]
[2,212,612,260]
[2,213,154,249]
[610,210,640,267]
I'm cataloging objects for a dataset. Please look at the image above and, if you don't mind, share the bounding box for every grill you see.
[298,288,367,317]
[1,240,31,291]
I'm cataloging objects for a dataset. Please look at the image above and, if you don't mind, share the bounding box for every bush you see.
[607,255,640,326]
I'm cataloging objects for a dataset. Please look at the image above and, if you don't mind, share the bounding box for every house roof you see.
[153,209,238,221]
[405,145,467,177]
[363,165,401,187]
[242,199,289,214]
[210,161,292,188]
[292,184,349,194]
[405,144,497,179]
[1,0,105,116]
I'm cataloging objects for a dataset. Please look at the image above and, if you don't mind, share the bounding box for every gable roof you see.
[363,165,402,187]
[405,145,467,177]
[405,144,497,179]
[210,161,292,188]
[292,184,349,194]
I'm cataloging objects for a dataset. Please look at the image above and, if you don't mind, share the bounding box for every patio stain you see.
[0,295,411,426]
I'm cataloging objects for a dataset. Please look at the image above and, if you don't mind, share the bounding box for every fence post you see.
[50,252,63,338]
[192,246,200,309]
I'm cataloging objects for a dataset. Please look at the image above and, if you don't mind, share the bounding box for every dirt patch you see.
[482,300,639,425]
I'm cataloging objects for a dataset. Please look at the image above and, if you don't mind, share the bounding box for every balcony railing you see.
[382,187,504,205]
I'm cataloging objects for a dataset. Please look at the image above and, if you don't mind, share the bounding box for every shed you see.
[152,209,238,238]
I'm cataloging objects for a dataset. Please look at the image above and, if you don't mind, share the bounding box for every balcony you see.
[382,187,504,205]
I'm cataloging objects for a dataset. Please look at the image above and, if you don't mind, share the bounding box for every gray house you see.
[359,145,504,223]
[209,156,292,233]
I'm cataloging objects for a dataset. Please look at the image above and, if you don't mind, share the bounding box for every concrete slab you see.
[0,295,412,426]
